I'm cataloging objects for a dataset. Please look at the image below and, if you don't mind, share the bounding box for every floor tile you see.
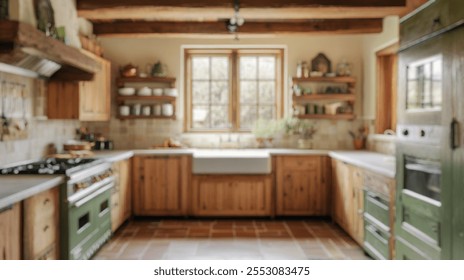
[93,218,370,260]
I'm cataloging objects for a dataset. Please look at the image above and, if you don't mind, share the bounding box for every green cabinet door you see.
[451,26,464,260]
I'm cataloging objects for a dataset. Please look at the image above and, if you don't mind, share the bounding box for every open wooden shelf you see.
[116,95,176,102]
[117,115,176,120]
[292,76,356,84]
[297,114,355,120]
[116,76,176,87]
[293,93,355,102]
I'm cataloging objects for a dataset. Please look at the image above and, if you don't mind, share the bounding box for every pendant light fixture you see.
[226,0,245,33]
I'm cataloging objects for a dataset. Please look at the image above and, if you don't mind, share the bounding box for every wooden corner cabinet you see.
[47,51,111,121]
[276,155,331,216]
[0,203,21,260]
[116,76,177,120]
[132,155,190,216]
[23,187,60,260]
[110,159,132,232]
[292,76,356,120]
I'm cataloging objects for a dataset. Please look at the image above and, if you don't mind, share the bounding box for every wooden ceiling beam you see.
[93,19,383,37]
[77,0,406,10]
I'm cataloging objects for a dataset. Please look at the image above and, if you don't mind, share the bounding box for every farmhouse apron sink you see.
[192,149,271,174]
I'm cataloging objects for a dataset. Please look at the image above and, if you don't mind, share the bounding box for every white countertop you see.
[131,148,328,156]
[328,151,396,178]
[93,150,134,162]
[0,175,64,209]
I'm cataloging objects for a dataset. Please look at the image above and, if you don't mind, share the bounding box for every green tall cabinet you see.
[396,0,464,260]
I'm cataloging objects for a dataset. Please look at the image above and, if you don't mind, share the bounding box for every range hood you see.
[0,20,100,80]
[0,54,61,78]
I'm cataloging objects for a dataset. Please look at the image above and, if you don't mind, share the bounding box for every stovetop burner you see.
[0,158,103,175]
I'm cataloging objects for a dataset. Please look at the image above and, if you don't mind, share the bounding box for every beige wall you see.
[85,35,366,149]
[0,72,79,166]
[362,16,400,120]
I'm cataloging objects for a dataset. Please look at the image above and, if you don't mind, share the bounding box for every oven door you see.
[67,182,113,260]
[395,141,442,259]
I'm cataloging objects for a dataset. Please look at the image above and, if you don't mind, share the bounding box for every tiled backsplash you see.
[0,72,79,166]
[85,118,366,150]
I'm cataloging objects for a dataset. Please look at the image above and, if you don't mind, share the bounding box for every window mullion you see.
[231,51,238,132]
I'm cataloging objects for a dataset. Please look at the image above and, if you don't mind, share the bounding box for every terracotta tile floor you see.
[93,219,370,260]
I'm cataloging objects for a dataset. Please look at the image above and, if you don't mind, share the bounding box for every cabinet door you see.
[79,56,111,121]
[0,203,21,260]
[451,26,464,260]
[119,159,132,222]
[23,187,59,260]
[133,156,189,216]
[350,166,364,245]
[192,175,272,216]
[276,156,329,216]
[331,159,353,233]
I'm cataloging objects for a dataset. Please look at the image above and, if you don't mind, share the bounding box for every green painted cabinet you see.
[451,26,464,259]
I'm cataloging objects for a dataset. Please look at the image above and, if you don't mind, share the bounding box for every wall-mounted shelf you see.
[293,93,355,102]
[116,76,176,87]
[117,115,176,120]
[297,114,355,120]
[292,76,356,84]
[115,76,177,120]
[116,96,176,102]
[292,76,356,120]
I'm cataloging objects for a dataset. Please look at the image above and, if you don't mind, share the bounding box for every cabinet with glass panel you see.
[291,76,356,120]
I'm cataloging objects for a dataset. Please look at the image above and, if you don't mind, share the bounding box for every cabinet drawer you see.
[31,189,57,216]
[395,237,438,260]
[281,156,319,171]
[364,222,390,260]
[400,0,450,48]
[30,213,57,258]
[364,191,390,227]
[363,171,391,198]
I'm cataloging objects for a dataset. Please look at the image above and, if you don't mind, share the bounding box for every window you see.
[185,48,283,132]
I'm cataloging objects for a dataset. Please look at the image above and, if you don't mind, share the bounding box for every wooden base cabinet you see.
[23,187,59,260]
[276,156,330,216]
[192,175,272,216]
[111,159,132,232]
[132,156,190,216]
[331,159,364,246]
[0,203,21,260]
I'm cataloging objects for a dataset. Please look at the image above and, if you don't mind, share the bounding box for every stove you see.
[0,157,114,260]
[0,158,103,175]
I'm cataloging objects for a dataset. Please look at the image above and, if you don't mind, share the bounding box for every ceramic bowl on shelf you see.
[137,87,152,96]
[325,72,336,78]
[163,88,178,97]
[310,71,323,77]
[152,88,163,96]
[118,87,135,96]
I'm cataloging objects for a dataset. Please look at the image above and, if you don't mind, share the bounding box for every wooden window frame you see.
[184,48,284,133]
[375,42,399,134]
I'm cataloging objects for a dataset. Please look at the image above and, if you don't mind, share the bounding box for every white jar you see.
[162,103,173,116]
[119,105,130,116]
[142,105,151,116]
[132,104,141,115]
